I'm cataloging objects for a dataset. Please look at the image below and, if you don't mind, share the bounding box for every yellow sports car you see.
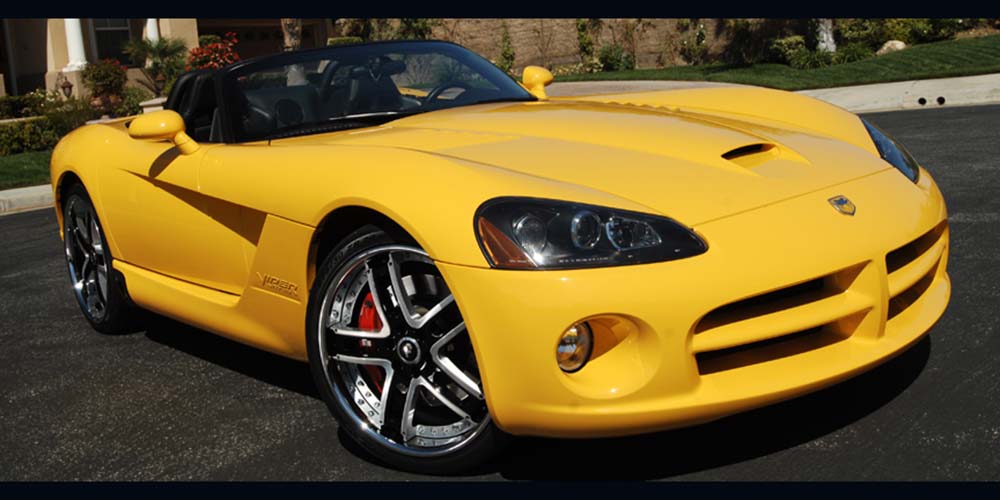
[50,40,949,473]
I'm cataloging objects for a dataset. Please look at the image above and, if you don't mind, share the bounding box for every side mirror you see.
[128,110,200,155]
[522,66,554,100]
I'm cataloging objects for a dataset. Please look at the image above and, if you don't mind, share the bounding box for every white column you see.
[145,18,160,42]
[62,18,87,71]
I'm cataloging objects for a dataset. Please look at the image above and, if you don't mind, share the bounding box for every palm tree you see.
[123,37,187,97]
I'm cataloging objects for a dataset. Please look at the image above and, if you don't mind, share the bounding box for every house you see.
[0,18,332,97]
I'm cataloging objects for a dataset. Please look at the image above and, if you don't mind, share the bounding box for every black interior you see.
[165,68,222,143]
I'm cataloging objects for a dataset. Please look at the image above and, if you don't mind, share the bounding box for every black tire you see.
[306,225,509,474]
[61,183,140,335]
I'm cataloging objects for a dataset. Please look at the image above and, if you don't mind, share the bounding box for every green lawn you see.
[0,150,51,191]
[558,35,1000,91]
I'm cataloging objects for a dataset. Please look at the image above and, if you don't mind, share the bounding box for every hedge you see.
[0,118,63,156]
[0,94,47,120]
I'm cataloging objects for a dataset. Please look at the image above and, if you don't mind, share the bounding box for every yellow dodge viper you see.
[50,40,950,473]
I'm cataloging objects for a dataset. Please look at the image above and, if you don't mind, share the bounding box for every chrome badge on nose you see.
[828,195,856,216]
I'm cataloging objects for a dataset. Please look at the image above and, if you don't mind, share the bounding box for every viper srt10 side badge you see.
[257,272,299,298]
[828,195,856,216]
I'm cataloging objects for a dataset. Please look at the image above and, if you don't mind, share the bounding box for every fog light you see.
[557,322,593,373]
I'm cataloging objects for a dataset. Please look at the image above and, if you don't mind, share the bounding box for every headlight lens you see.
[861,118,920,183]
[475,197,708,269]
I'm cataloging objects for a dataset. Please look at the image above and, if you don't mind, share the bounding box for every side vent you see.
[721,143,778,168]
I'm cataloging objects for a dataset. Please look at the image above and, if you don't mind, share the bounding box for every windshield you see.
[223,41,535,142]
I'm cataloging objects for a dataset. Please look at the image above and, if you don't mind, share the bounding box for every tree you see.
[497,22,516,75]
[532,19,556,69]
[123,37,187,97]
[815,18,837,53]
[281,18,303,51]
[281,19,306,86]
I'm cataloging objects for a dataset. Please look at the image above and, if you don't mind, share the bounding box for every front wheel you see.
[62,183,139,334]
[306,226,507,474]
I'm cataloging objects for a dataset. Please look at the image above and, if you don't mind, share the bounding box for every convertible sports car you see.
[50,40,949,473]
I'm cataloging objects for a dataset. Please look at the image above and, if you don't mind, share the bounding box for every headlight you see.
[475,197,708,270]
[861,118,920,183]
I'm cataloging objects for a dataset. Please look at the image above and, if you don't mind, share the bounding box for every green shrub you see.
[0,91,101,155]
[327,36,364,47]
[40,92,100,135]
[498,22,516,74]
[724,19,799,66]
[834,42,874,64]
[916,18,965,43]
[769,35,807,65]
[680,22,709,65]
[836,18,965,50]
[81,58,128,97]
[397,18,435,40]
[198,34,221,47]
[598,43,635,71]
[0,91,47,119]
[576,19,596,62]
[0,118,60,156]
[788,47,834,69]
[114,87,154,118]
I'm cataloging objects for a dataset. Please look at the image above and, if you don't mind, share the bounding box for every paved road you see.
[1,105,998,480]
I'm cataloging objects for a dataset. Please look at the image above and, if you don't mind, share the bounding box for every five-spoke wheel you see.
[307,226,506,473]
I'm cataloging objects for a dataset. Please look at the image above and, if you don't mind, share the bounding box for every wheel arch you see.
[53,170,85,235]
[307,205,419,291]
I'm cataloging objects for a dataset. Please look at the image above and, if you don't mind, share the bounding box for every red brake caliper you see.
[358,292,386,393]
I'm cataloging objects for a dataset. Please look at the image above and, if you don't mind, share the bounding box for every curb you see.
[0,185,53,216]
[798,73,1000,113]
[548,72,1000,114]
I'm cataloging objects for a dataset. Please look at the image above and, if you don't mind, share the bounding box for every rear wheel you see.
[62,184,138,334]
[306,226,507,474]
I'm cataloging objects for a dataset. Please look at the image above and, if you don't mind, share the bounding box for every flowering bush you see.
[0,89,47,119]
[187,32,240,70]
[81,59,128,97]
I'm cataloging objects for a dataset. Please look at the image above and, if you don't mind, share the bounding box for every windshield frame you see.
[217,40,536,144]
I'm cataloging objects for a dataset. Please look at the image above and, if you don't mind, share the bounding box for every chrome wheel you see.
[64,195,109,322]
[317,245,490,457]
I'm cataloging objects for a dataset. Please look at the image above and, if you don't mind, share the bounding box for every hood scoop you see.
[722,143,779,168]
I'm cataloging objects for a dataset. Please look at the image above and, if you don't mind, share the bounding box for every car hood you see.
[280,100,891,225]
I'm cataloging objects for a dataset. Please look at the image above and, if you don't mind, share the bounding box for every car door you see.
[99,78,255,296]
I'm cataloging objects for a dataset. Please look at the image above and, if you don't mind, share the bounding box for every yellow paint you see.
[521,65,553,100]
[50,84,950,437]
[128,110,200,155]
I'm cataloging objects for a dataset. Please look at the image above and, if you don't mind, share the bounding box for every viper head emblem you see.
[828,195,856,216]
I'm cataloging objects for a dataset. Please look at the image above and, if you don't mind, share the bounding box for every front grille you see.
[885,221,947,318]
[691,263,871,374]
[694,277,829,334]
[696,326,845,375]
[888,261,939,320]
[691,220,947,376]
[886,221,947,274]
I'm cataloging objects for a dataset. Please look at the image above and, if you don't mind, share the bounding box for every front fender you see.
[196,144,652,268]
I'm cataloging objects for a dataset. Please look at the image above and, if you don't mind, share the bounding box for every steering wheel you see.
[318,60,342,102]
[424,81,473,103]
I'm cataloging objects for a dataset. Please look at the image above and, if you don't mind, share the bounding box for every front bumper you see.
[438,167,949,437]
